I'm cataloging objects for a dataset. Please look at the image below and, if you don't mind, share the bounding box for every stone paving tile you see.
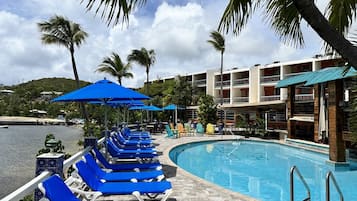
[103,134,258,201]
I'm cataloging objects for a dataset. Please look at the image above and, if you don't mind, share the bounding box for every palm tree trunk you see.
[70,48,89,121]
[146,67,149,95]
[146,67,149,121]
[293,0,357,67]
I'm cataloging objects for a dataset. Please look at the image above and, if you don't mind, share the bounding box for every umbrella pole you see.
[104,104,109,159]
[175,109,177,126]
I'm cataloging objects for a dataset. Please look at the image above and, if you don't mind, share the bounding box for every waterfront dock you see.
[0,116,65,125]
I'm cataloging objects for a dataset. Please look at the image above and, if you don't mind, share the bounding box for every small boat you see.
[0,125,9,128]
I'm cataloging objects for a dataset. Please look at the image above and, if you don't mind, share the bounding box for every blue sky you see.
[0,0,328,87]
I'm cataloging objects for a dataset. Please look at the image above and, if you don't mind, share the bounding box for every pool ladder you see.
[290,166,310,201]
[290,166,344,201]
[326,171,344,201]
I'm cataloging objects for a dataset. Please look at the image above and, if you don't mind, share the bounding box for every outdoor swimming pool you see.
[169,140,357,201]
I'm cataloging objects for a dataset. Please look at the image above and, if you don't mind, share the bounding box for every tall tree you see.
[38,15,88,119]
[96,52,133,85]
[207,30,225,132]
[127,48,155,95]
[218,0,357,67]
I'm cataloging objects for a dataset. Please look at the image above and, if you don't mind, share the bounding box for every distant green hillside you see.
[6,77,91,99]
[10,77,91,92]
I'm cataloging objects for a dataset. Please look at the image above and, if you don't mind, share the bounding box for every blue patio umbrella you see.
[90,100,145,124]
[129,105,162,122]
[52,79,150,156]
[53,79,149,102]
[163,104,184,125]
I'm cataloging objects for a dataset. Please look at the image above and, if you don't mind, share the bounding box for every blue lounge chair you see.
[122,127,151,139]
[109,138,156,153]
[107,140,158,160]
[110,135,154,150]
[92,147,162,171]
[73,161,172,201]
[114,131,153,146]
[83,154,164,182]
[165,125,178,138]
[38,174,81,201]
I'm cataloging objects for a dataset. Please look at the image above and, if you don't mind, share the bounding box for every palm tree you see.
[96,52,133,85]
[207,30,225,133]
[38,15,88,119]
[218,0,357,67]
[127,48,155,95]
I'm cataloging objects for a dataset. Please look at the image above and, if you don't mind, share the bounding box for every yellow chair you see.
[206,123,215,135]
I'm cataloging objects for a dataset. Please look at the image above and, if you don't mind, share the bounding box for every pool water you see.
[169,140,357,201]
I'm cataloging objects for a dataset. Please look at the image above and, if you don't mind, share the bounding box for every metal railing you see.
[215,98,231,104]
[232,97,249,103]
[290,166,311,201]
[1,138,105,201]
[215,80,231,87]
[261,95,280,102]
[232,78,249,86]
[260,75,280,83]
[285,72,307,78]
[295,94,313,102]
[194,79,206,86]
[326,171,344,201]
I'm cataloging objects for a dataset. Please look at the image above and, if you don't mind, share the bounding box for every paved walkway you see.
[106,133,258,201]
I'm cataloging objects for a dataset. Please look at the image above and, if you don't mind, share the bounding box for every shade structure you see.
[90,100,145,107]
[276,66,357,88]
[129,105,162,111]
[162,104,184,126]
[53,79,149,102]
[52,78,150,158]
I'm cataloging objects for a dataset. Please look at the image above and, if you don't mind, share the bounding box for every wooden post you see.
[313,84,320,142]
[287,86,296,138]
[328,80,346,162]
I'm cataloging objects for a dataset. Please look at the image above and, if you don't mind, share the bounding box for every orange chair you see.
[177,123,187,137]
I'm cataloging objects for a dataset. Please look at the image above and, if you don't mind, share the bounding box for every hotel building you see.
[150,55,348,141]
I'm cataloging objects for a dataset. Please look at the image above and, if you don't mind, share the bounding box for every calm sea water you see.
[0,125,82,198]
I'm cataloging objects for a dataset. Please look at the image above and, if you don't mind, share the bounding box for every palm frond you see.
[96,52,133,84]
[323,0,357,52]
[326,0,357,35]
[218,0,260,35]
[265,0,304,48]
[207,31,225,52]
[81,0,147,26]
[38,15,87,50]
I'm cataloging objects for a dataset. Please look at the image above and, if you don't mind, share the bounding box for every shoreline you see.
[0,116,66,125]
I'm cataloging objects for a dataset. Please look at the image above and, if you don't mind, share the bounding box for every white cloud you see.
[0,0,328,88]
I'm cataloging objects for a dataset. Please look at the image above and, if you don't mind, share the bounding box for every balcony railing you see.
[215,98,231,104]
[194,79,206,86]
[295,94,313,102]
[261,95,280,101]
[215,80,231,87]
[285,72,307,78]
[232,97,249,103]
[233,78,249,86]
[260,75,280,83]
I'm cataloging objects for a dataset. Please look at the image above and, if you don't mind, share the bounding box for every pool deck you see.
[104,133,258,201]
